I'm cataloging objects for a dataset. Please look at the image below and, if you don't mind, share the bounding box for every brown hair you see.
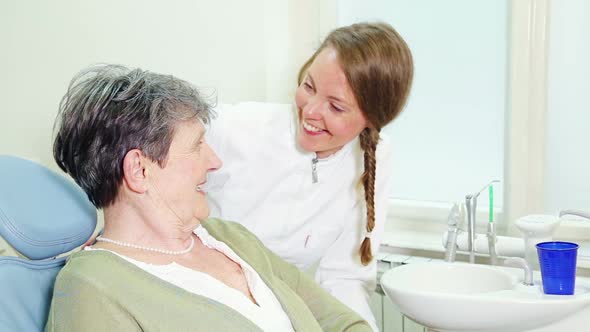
[298,22,414,265]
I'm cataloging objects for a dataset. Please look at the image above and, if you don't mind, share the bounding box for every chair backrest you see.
[0,155,96,332]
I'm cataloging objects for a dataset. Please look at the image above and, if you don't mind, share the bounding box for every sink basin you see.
[381,262,590,332]
[392,263,513,294]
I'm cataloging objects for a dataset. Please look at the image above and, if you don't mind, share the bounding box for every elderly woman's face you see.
[149,119,222,223]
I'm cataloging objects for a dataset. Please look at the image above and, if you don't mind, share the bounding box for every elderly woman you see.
[45,65,370,332]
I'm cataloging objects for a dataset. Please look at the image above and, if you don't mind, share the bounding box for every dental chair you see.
[0,155,96,332]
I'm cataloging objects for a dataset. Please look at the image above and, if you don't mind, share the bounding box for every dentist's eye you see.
[303,82,314,92]
[330,103,344,113]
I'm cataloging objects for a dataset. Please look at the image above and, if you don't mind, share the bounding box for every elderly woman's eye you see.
[193,139,206,152]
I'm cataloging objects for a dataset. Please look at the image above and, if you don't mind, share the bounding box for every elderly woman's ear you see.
[122,149,150,194]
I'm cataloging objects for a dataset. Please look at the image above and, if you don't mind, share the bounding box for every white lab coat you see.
[205,102,393,331]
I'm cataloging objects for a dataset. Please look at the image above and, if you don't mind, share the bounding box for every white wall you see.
[545,0,590,213]
[0,0,324,256]
[336,0,508,205]
[0,0,320,169]
[3,1,588,242]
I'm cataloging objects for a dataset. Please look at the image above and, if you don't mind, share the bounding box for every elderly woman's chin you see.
[194,196,210,221]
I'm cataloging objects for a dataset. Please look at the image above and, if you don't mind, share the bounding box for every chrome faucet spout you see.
[466,194,477,264]
[504,257,534,286]
[466,179,500,264]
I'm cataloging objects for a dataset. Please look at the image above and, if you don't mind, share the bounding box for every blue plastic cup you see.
[536,241,578,295]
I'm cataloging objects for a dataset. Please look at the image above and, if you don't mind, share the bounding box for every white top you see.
[205,102,393,331]
[86,225,294,332]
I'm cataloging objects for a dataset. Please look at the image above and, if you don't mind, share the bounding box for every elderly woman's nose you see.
[207,147,223,171]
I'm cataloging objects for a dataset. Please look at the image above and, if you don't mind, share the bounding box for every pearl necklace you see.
[95,236,195,255]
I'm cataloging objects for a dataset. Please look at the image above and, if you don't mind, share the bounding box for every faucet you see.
[465,180,500,264]
[504,257,534,286]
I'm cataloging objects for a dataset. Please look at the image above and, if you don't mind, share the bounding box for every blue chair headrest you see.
[0,155,96,260]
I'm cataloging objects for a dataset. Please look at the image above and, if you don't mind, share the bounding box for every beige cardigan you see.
[45,218,371,331]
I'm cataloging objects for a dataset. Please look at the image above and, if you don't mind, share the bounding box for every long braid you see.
[296,22,414,265]
[359,127,380,265]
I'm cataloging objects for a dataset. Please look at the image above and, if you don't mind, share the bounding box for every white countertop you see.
[379,228,590,271]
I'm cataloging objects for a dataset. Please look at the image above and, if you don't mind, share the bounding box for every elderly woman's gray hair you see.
[53,64,214,208]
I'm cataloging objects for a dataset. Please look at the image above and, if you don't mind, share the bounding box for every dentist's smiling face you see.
[295,47,368,158]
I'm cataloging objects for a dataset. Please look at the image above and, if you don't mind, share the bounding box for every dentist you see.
[206,22,414,330]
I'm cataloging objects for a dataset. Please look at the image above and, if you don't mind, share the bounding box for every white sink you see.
[381,262,590,332]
